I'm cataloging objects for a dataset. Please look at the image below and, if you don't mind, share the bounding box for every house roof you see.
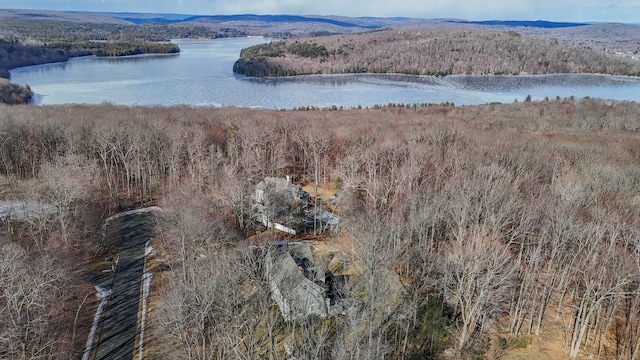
[266,244,328,321]
[265,241,367,321]
[255,177,309,202]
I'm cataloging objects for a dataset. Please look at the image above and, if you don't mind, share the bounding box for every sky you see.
[2,0,639,23]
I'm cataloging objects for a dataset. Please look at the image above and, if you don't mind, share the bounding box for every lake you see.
[10,37,640,108]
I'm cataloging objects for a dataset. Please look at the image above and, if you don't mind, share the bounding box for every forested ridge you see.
[0,18,237,42]
[234,28,640,77]
[0,99,640,359]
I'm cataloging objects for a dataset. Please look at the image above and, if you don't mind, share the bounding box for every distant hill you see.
[0,9,129,24]
[119,14,383,29]
[512,23,640,57]
[447,20,589,28]
[96,12,193,22]
[117,17,176,24]
[1,9,637,39]
[0,9,421,36]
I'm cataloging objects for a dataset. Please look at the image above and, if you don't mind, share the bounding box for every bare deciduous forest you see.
[234,28,640,77]
[0,98,639,359]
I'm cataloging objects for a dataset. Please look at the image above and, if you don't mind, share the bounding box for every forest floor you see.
[500,317,608,359]
[302,182,336,203]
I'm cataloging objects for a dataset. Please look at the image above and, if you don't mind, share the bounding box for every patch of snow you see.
[138,272,153,360]
[83,287,111,360]
[0,200,56,221]
[144,246,155,257]
[94,285,111,299]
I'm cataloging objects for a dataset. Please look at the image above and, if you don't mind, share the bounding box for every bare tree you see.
[294,129,332,234]
[35,156,94,247]
[440,226,517,355]
[0,241,72,360]
[566,223,636,358]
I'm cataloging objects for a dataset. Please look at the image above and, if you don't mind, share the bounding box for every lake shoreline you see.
[11,38,640,108]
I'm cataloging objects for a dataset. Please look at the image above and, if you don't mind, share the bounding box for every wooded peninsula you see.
[1,99,639,359]
[234,28,640,77]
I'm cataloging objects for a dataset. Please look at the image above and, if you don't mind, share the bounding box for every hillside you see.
[234,27,640,77]
[0,99,639,359]
[451,22,640,60]
[0,8,129,24]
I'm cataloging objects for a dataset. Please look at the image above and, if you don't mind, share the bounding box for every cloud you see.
[610,0,640,8]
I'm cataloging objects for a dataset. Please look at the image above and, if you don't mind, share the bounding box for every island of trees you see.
[1,98,640,359]
[234,28,640,77]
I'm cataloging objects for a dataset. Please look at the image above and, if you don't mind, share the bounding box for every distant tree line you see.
[235,40,330,76]
[238,41,287,58]
[0,18,246,43]
[83,40,179,57]
[238,41,329,59]
[240,40,329,60]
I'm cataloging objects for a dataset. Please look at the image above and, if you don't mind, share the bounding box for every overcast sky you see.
[3,0,639,23]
